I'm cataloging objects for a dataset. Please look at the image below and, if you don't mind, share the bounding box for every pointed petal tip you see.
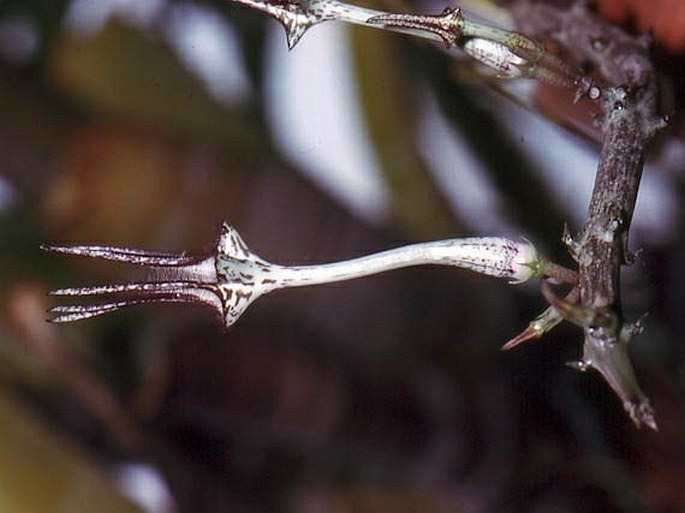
[501,329,535,350]
[48,287,83,296]
[286,30,304,49]
[46,300,134,323]
[40,244,74,255]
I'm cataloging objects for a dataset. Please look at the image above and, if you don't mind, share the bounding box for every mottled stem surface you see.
[511,1,663,429]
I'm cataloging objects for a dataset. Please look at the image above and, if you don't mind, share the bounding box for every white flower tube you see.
[271,236,542,287]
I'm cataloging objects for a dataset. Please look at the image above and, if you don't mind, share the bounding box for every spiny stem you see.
[512,0,662,430]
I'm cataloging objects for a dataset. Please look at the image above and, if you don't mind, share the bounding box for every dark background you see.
[0,0,684,512]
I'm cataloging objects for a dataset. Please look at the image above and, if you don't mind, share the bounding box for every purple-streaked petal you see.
[41,244,199,266]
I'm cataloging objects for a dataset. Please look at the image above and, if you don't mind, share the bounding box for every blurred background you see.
[0,0,684,512]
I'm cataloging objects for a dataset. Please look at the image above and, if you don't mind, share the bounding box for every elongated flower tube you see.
[227,0,581,85]
[43,222,544,328]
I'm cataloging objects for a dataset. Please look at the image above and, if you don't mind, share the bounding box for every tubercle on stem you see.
[365,7,463,48]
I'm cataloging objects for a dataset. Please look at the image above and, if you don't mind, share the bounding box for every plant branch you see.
[511,1,665,429]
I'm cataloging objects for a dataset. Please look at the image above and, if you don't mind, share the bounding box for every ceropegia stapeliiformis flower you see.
[228,0,591,90]
[43,222,545,328]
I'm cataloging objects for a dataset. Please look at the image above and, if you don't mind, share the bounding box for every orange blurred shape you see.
[42,123,239,250]
[594,0,685,51]
[4,282,55,348]
[43,124,179,244]
[534,78,603,144]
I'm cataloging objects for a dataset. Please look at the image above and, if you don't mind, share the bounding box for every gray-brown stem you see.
[511,1,664,429]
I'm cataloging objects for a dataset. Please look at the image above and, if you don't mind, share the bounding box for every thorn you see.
[501,326,537,350]
[573,76,601,103]
[626,398,658,430]
[541,282,615,329]
[619,313,648,343]
[561,224,581,262]
[502,286,579,350]
[541,282,583,324]
[623,245,642,265]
